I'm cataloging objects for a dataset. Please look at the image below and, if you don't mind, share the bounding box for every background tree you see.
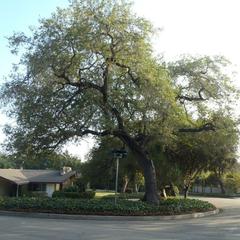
[167,133,210,198]
[81,137,143,192]
[81,138,118,189]
[0,153,15,168]
[204,113,239,193]
[9,150,82,171]
[167,112,239,197]
[1,0,237,204]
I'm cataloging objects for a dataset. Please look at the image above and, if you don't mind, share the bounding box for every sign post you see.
[112,149,127,205]
[115,156,119,205]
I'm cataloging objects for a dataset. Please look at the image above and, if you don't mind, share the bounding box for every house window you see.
[29,183,46,192]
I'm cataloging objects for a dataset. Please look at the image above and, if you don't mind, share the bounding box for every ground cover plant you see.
[0,197,215,216]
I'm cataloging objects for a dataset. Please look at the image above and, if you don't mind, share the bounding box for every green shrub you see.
[52,190,95,199]
[125,188,133,193]
[119,192,145,199]
[79,191,96,199]
[102,192,145,200]
[52,191,80,199]
[74,178,86,192]
[172,186,180,196]
[224,173,240,194]
[0,197,215,216]
[23,192,48,198]
[63,186,79,192]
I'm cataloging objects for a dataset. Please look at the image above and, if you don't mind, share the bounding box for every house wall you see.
[46,184,56,197]
[62,176,75,189]
[45,183,60,197]
[22,183,61,197]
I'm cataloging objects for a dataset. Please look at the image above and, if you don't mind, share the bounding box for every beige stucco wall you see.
[62,176,75,189]
[46,184,56,197]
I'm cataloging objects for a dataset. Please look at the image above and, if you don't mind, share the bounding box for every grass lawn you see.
[95,191,116,198]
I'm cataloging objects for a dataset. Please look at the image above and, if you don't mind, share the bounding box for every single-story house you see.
[0,167,76,197]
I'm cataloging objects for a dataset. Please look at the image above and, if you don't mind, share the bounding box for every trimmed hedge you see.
[52,191,95,199]
[0,197,216,216]
[102,192,145,200]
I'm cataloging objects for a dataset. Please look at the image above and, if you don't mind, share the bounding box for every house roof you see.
[0,169,76,185]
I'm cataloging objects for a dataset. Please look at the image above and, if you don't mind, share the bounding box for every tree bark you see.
[117,132,160,205]
[122,176,129,193]
[134,183,139,193]
[183,185,190,199]
[218,179,225,194]
[140,157,159,204]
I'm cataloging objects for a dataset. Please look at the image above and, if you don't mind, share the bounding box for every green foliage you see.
[0,197,215,215]
[204,173,219,187]
[2,0,178,152]
[52,190,95,199]
[23,191,48,198]
[168,55,237,113]
[81,138,119,189]
[0,153,15,168]
[224,173,240,194]
[102,192,145,200]
[149,142,182,188]
[73,178,86,192]
[81,137,142,190]
[6,150,82,171]
[171,185,180,197]
[166,112,239,195]
[63,185,80,192]
[1,0,238,204]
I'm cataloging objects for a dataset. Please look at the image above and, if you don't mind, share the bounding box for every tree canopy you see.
[1,0,238,204]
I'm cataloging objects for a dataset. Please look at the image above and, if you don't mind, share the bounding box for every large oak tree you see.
[1,0,236,204]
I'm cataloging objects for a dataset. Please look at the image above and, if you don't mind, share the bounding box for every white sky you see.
[1,0,240,160]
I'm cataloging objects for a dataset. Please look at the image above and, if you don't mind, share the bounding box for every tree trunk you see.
[122,176,129,193]
[118,133,159,205]
[183,185,190,199]
[141,158,159,204]
[218,179,225,194]
[134,183,139,193]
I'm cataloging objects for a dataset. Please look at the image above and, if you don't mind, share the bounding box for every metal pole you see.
[16,184,19,198]
[115,157,119,205]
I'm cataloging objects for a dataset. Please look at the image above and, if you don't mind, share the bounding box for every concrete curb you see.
[0,209,219,221]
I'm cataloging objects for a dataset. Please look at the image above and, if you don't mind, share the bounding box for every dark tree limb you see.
[179,123,216,133]
[177,88,208,103]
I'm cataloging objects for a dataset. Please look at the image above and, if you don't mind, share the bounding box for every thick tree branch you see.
[177,88,208,103]
[78,129,111,137]
[52,69,104,93]
[179,123,215,133]
[114,61,140,85]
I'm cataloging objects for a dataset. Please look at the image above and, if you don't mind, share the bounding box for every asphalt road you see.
[0,197,240,240]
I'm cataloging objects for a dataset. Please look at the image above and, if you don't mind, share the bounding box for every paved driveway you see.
[0,197,240,240]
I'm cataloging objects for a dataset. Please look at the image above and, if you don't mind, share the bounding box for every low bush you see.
[52,190,95,199]
[22,192,48,198]
[63,186,80,193]
[119,192,145,199]
[0,197,216,216]
[74,179,86,192]
[102,192,144,200]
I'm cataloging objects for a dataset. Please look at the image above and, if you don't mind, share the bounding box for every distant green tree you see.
[167,112,238,198]
[81,137,142,191]
[224,173,240,194]
[0,153,15,168]
[204,113,239,194]
[10,150,81,171]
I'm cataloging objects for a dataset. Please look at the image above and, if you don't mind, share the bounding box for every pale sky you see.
[1,0,240,160]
